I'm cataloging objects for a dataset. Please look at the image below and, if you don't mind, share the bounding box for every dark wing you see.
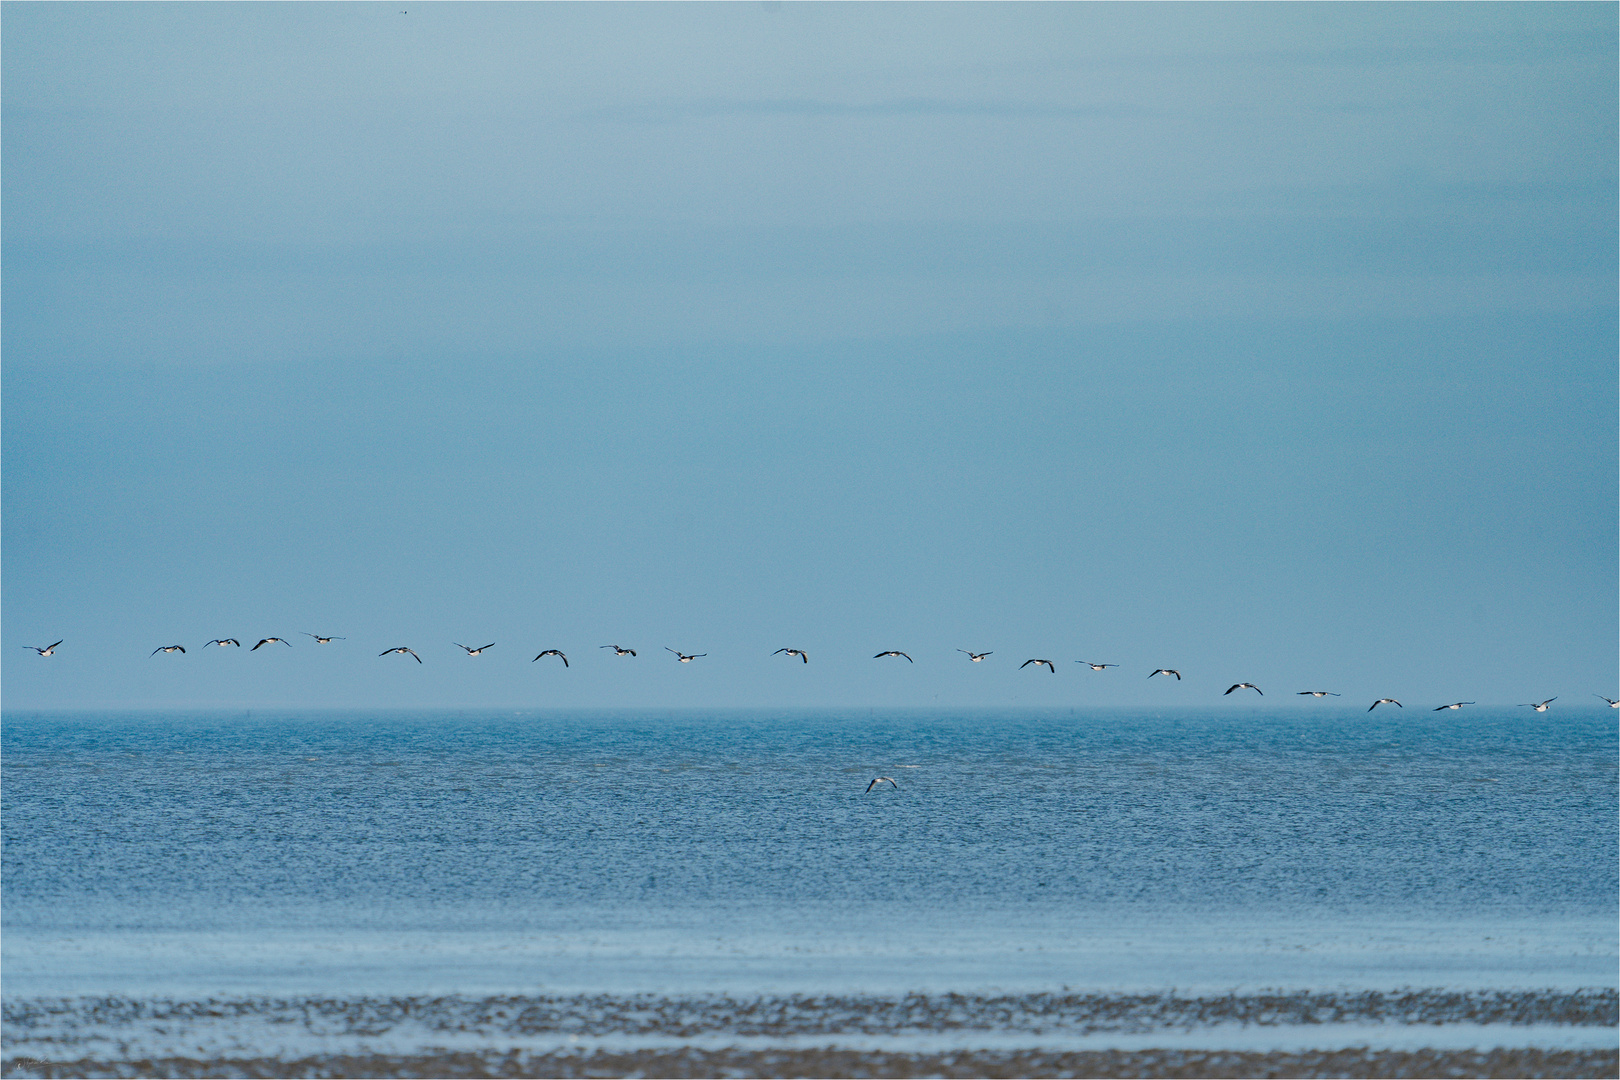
[560,653,568,666]
[406,649,421,662]
[866,778,878,792]
[900,652,912,662]
[151,647,165,656]
[1224,684,1239,694]
[479,643,494,652]
[799,651,807,663]
[252,640,268,650]
[627,649,636,656]
[380,648,396,656]
[774,649,790,655]
[47,641,63,650]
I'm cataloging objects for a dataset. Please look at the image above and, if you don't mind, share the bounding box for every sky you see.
[3,2,1615,710]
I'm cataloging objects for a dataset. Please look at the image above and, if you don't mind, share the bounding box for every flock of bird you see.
[18,637,1616,714]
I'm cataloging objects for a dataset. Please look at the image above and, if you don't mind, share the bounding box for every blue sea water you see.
[2,707,1616,1001]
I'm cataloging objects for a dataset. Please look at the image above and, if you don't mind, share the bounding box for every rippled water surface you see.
[3,708,1615,997]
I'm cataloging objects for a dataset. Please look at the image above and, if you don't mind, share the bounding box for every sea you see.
[2,707,1616,1077]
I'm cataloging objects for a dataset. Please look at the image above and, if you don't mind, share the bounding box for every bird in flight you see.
[666,648,706,662]
[455,642,495,656]
[203,639,241,648]
[23,641,63,656]
[1518,697,1556,712]
[773,648,808,663]
[874,651,913,662]
[1149,669,1181,680]
[1021,659,1056,673]
[1078,661,1117,670]
[1433,701,1474,711]
[1368,698,1402,711]
[532,649,568,666]
[1224,683,1263,695]
[1297,691,1340,697]
[380,647,422,663]
[1595,695,1619,708]
[866,777,898,792]
[958,650,992,662]
[304,634,344,644]
[252,638,292,650]
[601,645,636,656]
[151,645,185,655]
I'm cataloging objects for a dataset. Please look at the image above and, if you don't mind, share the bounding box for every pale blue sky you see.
[4,3,1614,709]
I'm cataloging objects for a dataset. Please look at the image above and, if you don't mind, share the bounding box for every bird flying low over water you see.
[601,645,636,656]
[1021,659,1056,673]
[866,777,898,792]
[252,638,292,650]
[1596,695,1619,708]
[1078,662,1116,670]
[666,648,706,662]
[23,641,62,656]
[958,650,992,661]
[1149,669,1181,680]
[204,639,240,648]
[773,648,808,663]
[304,634,344,644]
[1225,683,1263,696]
[875,651,913,662]
[380,647,422,663]
[1434,702,1474,711]
[1518,698,1556,712]
[454,642,495,656]
[1369,698,1402,711]
[151,645,185,655]
[1297,691,1339,697]
[532,649,568,666]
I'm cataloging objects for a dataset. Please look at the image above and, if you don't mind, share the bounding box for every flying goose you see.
[380,647,422,663]
[773,648,808,663]
[1297,691,1340,697]
[1595,695,1619,708]
[1148,669,1181,680]
[532,649,568,666]
[204,639,241,648]
[958,650,992,662]
[874,651,913,662]
[1224,683,1263,695]
[151,645,185,655]
[866,777,898,792]
[1078,661,1117,670]
[304,634,344,644]
[1433,701,1474,711]
[1518,697,1556,712]
[1369,698,1402,711]
[666,648,706,662]
[455,642,495,656]
[252,638,292,650]
[1021,659,1055,672]
[601,645,637,656]
[23,641,63,656]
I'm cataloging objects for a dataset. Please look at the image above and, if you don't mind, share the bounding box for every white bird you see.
[1149,669,1181,680]
[151,645,185,656]
[1021,659,1055,673]
[1369,698,1402,711]
[666,648,706,662]
[866,777,898,792]
[1434,701,1474,711]
[773,648,808,663]
[958,650,992,662]
[22,641,62,656]
[1078,661,1116,670]
[304,634,344,644]
[532,649,568,667]
[874,651,913,662]
[252,638,292,650]
[601,645,636,657]
[1594,695,1619,708]
[1297,691,1340,697]
[1224,683,1263,696]
[380,647,422,663]
[1518,697,1556,712]
[455,642,495,656]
